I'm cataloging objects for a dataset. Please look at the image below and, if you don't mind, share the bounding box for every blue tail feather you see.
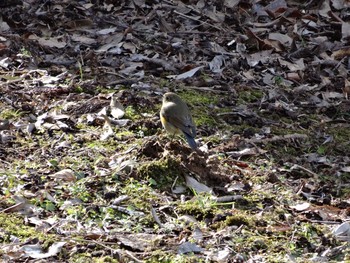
[184,132,197,149]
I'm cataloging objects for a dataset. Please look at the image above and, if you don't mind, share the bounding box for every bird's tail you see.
[184,132,197,149]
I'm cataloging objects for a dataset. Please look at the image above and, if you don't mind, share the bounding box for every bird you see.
[160,92,197,149]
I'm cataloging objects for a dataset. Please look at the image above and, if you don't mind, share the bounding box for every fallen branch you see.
[246,134,308,144]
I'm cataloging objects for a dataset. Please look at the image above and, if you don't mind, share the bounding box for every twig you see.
[290,164,318,178]
[0,202,25,213]
[173,10,224,31]
[71,237,145,263]
[309,220,344,224]
[168,31,216,35]
[151,206,163,227]
[246,134,308,144]
[123,250,145,263]
[92,240,144,263]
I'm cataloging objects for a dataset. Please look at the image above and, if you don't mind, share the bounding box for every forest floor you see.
[1,0,350,262]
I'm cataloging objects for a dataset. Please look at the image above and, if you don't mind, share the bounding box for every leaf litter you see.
[0,0,350,262]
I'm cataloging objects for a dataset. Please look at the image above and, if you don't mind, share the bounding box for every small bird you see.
[160,92,197,149]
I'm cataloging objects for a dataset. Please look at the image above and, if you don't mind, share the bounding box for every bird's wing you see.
[166,114,196,138]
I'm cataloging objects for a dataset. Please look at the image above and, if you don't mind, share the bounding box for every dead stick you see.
[173,10,224,31]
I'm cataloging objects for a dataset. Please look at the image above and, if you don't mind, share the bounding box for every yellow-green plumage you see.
[160,92,197,149]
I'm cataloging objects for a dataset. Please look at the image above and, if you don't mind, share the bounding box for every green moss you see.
[70,253,94,263]
[175,90,220,127]
[237,89,264,104]
[0,213,57,243]
[159,79,170,89]
[70,180,93,202]
[114,129,134,139]
[225,213,254,227]
[194,112,217,127]
[20,47,32,57]
[176,193,218,220]
[146,252,205,263]
[0,109,24,119]
[137,157,183,189]
[325,126,350,153]
[121,178,163,211]
[124,106,139,120]
[86,136,123,152]
[204,135,222,144]
[94,257,119,263]
[178,90,219,105]
[75,85,84,93]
